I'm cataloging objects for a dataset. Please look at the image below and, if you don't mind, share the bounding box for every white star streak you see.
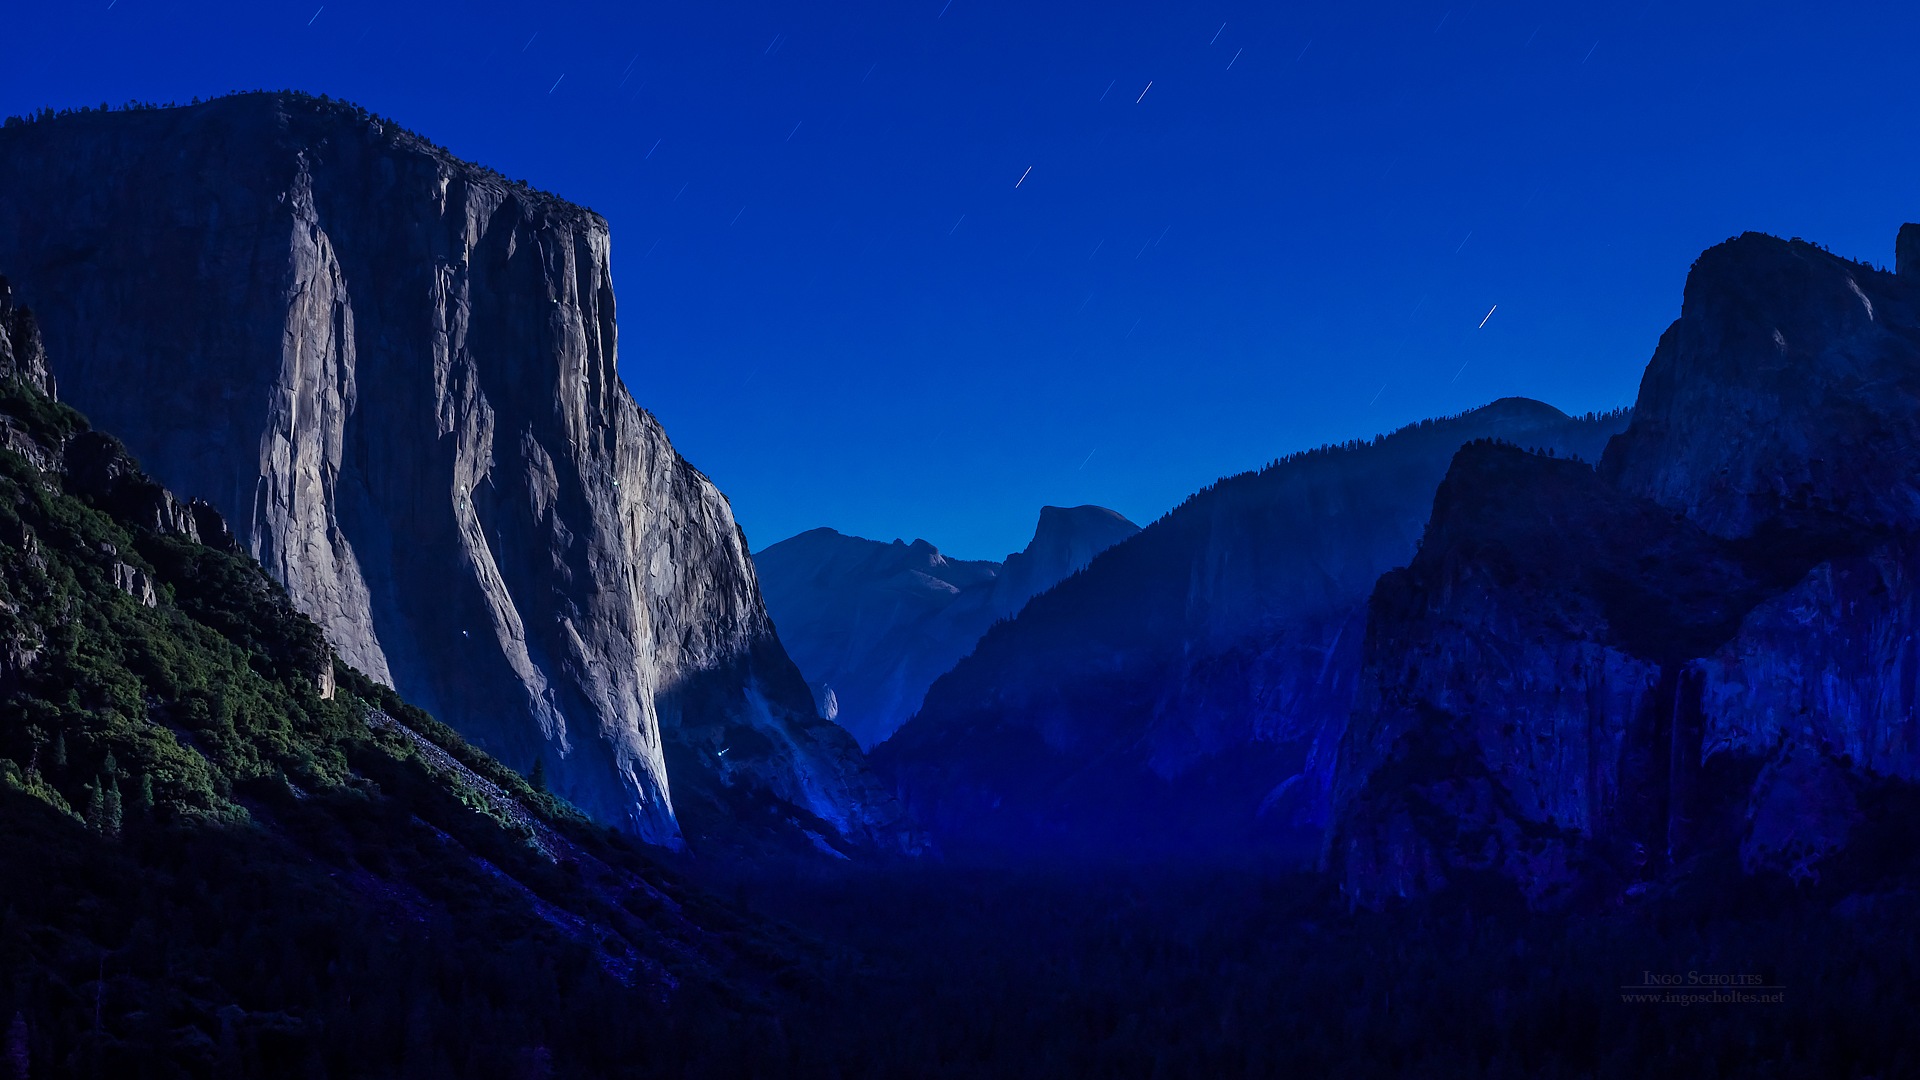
[1478,305,1498,329]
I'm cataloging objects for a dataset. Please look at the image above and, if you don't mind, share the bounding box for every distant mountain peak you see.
[1469,396,1568,421]
[754,505,1139,749]
[1027,504,1138,550]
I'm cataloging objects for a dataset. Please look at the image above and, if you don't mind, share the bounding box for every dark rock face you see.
[1604,233,1920,538]
[754,505,1138,749]
[876,399,1628,861]
[1897,222,1920,279]
[1333,444,1782,906]
[0,94,912,853]
[1334,231,1920,907]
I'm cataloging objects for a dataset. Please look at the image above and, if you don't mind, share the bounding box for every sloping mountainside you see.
[1334,229,1920,908]
[0,283,802,1076]
[875,398,1628,860]
[754,505,1139,749]
[0,93,912,857]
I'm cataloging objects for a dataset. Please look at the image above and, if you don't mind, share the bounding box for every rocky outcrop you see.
[876,399,1628,860]
[754,505,1138,748]
[0,277,52,396]
[1603,233,1920,539]
[1333,230,1920,907]
[0,93,912,853]
[1333,443,1784,906]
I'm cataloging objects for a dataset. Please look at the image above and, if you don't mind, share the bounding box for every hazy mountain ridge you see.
[876,397,1630,859]
[754,505,1139,749]
[0,91,913,856]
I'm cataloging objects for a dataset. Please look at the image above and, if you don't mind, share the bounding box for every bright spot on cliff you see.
[1136,81,1154,103]
[1847,278,1875,320]
[306,5,323,26]
[1478,304,1498,329]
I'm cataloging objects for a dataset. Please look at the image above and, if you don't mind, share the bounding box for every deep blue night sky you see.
[4,1,1918,558]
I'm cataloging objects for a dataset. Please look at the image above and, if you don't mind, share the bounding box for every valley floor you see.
[701,857,1920,1079]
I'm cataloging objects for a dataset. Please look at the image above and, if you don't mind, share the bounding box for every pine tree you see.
[103,778,123,837]
[84,781,102,831]
[137,773,155,815]
[52,731,66,768]
[529,756,548,794]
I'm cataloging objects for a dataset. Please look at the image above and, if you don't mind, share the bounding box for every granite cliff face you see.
[754,505,1138,749]
[875,400,1628,860]
[1333,230,1920,906]
[0,94,912,853]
